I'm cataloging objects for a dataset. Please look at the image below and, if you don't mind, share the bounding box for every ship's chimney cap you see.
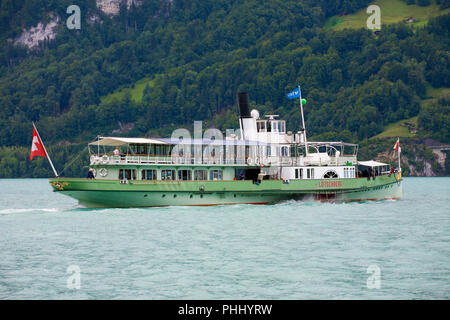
[237,92,251,118]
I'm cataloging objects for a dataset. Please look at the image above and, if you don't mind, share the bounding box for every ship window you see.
[344,168,355,178]
[210,170,223,180]
[295,169,298,179]
[194,170,208,181]
[178,170,192,181]
[281,146,289,157]
[257,121,266,132]
[266,146,271,156]
[350,167,355,178]
[300,168,303,179]
[142,169,157,180]
[119,169,136,180]
[307,168,314,179]
[323,170,339,179]
[271,121,278,132]
[161,169,176,180]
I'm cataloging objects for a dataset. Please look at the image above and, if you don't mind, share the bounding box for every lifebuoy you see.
[99,168,108,177]
[247,157,253,165]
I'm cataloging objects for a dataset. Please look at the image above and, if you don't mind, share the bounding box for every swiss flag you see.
[393,138,400,151]
[30,124,47,161]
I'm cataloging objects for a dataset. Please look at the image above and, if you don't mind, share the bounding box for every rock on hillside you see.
[14,14,60,49]
[96,0,143,16]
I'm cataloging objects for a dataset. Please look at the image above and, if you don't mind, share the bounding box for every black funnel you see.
[237,92,251,118]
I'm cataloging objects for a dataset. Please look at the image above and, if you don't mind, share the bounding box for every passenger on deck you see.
[238,172,245,180]
[113,146,120,156]
[256,172,265,185]
[87,168,95,179]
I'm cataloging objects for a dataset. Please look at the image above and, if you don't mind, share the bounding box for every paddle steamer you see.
[49,92,402,207]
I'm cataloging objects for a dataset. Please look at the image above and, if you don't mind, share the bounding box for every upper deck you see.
[88,137,358,167]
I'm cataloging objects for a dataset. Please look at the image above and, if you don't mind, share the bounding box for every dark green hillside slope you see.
[0,0,449,177]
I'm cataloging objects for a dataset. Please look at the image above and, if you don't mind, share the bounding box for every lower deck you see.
[89,164,368,182]
[49,173,402,208]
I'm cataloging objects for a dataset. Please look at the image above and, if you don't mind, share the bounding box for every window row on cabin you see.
[292,167,356,179]
[265,146,289,157]
[343,167,355,178]
[256,120,286,133]
[119,169,223,181]
[294,168,315,179]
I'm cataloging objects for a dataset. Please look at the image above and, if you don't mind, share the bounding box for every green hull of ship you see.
[49,174,402,208]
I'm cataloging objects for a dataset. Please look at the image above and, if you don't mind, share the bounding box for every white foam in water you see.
[0,208,59,214]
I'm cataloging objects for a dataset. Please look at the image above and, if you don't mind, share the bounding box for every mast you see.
[298,85,308,155]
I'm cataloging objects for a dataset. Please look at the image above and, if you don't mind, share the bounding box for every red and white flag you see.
[30,123,48,161]
[393,138,400,151]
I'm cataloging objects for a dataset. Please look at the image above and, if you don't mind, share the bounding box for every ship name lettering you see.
[318,181,343,188]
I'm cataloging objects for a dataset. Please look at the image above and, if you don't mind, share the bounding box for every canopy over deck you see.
[358,160,389,167]
[90,137,356,148]
[89,137,168,147]
[158,138,268,146]
[89,137,268,147]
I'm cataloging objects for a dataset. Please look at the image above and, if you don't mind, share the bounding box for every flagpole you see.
[33,123,58,177]
[398,145,401,173]
[298,85,308,155]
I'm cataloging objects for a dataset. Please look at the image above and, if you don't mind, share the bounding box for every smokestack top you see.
[237,92,251,118]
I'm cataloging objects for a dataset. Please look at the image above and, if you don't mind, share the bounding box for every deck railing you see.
[90,154,357,167]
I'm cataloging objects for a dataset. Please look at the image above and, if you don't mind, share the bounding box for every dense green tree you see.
[0,1,449,177]
[418,95,450,143]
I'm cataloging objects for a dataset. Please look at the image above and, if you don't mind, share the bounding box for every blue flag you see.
[286,88,300,100]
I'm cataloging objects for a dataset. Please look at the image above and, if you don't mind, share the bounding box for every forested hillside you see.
[0,0,449,177]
